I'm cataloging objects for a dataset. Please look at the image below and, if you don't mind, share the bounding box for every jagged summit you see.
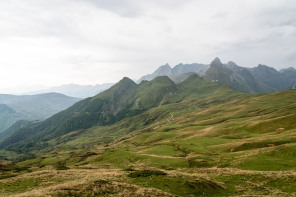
[119,77,136,84]
[226,61,244,72]
[111,77,136,90]
[138,62,208,83]
[227,61,237,67]
[211,57,222,65]
[279,67,296,73]
[257,64,267,68]
[153,63,171,76]
[208,57,224,70]
[256,64,273,69]
[287,67,296,71]
[94,76,136,100]
[255,64,278,72]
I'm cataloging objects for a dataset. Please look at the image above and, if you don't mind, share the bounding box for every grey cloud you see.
[73,0,194,17]
[73,0,143,17]
[0,0,295,92]
[0,1,73,37]
[257,3,296,28]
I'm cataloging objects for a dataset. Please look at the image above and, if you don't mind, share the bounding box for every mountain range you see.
[25,83,114,98]
[139,57,296,94]
[138,63,209,82]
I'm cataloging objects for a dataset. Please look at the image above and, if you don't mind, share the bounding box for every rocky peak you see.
[210,57,224,69]
[116,77,136,89]
[227,61,237,67]
[153,63,171,76]
[256,64,278,73]
[279,67,296,73]
[211,57,222,66]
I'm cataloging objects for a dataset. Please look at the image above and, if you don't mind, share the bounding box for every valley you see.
[0,93,80,134]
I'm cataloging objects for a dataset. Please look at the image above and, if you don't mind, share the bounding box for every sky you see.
[0,0,295,93]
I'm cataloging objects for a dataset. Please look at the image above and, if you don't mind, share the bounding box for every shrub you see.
[93,179,109,185]
[56,165,69,170]
[128,170,167,178]
[123,167,135,171]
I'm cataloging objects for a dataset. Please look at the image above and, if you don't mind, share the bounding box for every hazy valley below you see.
[0,93,80,134]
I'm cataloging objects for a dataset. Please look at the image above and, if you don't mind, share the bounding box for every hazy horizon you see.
[0,0,295,94]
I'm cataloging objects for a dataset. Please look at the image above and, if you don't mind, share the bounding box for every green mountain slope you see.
[0,74,241,154]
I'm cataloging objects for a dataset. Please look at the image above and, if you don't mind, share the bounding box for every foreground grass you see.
[1,166,296,197]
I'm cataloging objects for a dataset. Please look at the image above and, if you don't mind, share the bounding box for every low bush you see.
[128,170,167,178]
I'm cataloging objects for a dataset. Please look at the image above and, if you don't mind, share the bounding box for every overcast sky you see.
[0,0,295,93]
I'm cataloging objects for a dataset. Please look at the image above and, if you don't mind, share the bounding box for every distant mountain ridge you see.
[138,63,209,82]
[0,104,31,134]
[139,57,296,93]
[205,58,296,93]
[25,83,114,98]
[0,93,80,133]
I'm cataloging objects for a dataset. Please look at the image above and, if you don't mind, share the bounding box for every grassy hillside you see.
[0,79,295,196]
[0,75,239,155]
